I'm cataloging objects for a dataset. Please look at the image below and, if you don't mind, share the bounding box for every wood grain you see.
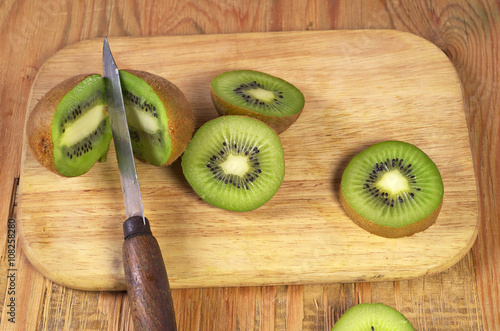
[0,0,497,330]
[18,30,477,291]
[384,1,500,328]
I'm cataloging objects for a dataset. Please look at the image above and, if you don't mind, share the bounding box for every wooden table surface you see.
[0,1,498,330]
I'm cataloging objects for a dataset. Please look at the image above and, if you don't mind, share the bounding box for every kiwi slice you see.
[27,74,111,177]
[332,303,415,331]
[210,70,305,134]
[119,69,194,166]
[181,116,285,211]
[340,141,444,238]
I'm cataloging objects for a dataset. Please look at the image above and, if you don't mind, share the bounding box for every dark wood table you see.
[1,1,498,329]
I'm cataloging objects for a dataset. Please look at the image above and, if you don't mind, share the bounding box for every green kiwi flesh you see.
[119,70,171,166]
[340,141,444,238]
[332,303,415,331]
[181,116,285,212]
[210,70,305,134]
[119,70,194,166]
[50,74,111,177]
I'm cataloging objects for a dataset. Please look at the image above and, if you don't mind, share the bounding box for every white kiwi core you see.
[60,104,107,146]
[377,170,410,194]
[246,88,275,102]
[126,104,160,133]
[220,154,250,177]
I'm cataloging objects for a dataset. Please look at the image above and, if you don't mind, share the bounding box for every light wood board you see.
[18,30,478,291]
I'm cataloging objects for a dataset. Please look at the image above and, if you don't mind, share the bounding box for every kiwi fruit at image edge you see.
[181,116,285,212]
[210,70,305,134]
[339,141,444,238]
[331,303,415,331]
[27,74,111,177]
[119,69,195,166]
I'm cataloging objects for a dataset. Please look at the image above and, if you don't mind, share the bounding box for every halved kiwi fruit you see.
[27,70,194,176]
[332,303,415,331]
[210,70,305,134]
[27,74,111,177]
[181,115,285,212]
[119,69,194,166]
[340,141,444,238]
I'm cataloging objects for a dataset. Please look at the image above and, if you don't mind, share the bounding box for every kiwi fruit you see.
[210,70,305,134]
[339,141,444,238]
[332,303,415,331]
[27,74,111,177]
[181,115,285,212]
[119,69,194,166]
[27,70,194,176]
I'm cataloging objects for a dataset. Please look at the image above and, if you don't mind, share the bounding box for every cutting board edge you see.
[16,234,479,292]
[30,28,458,81]
[16,206,479,292]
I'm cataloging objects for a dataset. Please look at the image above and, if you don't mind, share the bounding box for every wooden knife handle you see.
[122,216,176,331]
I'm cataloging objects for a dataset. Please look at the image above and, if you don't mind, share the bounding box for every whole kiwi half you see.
[332,303,415,331]
[27,74,111,177]
[340,141,444,238]
[181,115,285,212]
[119,69,194,166]
[210,70,305,134]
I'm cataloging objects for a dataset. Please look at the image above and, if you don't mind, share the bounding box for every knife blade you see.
[102,38,144,222]
[103,37,177,331]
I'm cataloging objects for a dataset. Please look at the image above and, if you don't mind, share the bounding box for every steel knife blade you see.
[102,37,177,331]
[102,37,145,222]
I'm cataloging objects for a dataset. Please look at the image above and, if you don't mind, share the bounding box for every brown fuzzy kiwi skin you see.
[26,74,97,175]
[209,87,302,135]
[339,186,442,238]
[122,69,195,165]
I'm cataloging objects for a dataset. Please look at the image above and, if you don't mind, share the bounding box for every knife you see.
[102,37,177,331]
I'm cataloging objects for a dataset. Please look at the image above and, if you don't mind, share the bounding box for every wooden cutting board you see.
[18,30,478,291]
